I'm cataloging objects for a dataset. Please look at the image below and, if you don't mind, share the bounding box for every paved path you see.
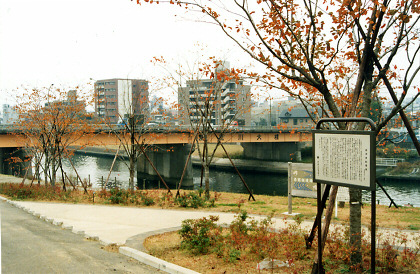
[1,200,159,274]
[2,196,419,273]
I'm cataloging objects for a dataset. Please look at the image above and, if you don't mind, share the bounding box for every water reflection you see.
[60,154,419,207]
[364,179,420,207]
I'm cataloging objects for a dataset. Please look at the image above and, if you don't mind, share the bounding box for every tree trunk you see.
[44,154,49,186]
[51,157,56,187]
[129,155,135,191]
[349,188,362,266]
[204,164,210,199]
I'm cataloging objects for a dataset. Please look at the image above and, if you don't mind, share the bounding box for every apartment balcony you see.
[222,110,235,120]
[221,88,232,98]
[222,95,236,104]
[222,102,235,112]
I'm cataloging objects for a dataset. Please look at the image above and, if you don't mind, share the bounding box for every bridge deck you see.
[0,128,312,148]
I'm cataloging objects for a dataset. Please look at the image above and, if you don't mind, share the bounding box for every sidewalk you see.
[1,198,419,273]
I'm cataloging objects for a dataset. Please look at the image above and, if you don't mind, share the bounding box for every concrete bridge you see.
[0,125,311,186]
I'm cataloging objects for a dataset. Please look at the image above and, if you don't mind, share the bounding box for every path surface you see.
[1,200,159,274]
[2,195,419,273]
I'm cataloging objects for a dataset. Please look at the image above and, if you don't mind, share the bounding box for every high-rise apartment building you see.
[178,62,251,126]
[2,104,19,124]
[94,79,149,124]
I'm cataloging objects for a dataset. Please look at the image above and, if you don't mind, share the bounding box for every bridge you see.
[0,125,312,186]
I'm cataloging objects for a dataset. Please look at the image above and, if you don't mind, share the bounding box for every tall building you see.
[178,62,251,126]
[2,104,19,124]
[94,79,149,124]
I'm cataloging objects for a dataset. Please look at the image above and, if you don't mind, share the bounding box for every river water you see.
[61,154,420,207]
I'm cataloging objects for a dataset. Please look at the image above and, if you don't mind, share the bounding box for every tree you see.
[154,57,253,199]
[94,78,173,192]
[135,0,420,268]
[15,86,94,187]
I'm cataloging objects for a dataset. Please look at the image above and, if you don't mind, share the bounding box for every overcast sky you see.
[0,0,247,106]
[1,0,417,109]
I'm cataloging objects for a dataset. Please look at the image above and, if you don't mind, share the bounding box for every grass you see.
[144,213,420,273]
[1,183,419,230]
[1,182,419,273]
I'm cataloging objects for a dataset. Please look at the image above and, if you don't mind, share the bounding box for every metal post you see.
[288,162,292,214]
[317,182,323,273]
[371,190,376,273]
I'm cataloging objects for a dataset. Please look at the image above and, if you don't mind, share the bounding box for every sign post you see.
[313,118,376,273]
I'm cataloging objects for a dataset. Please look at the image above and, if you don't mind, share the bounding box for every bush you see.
[108,188,126,204]
[389,161,420,175]
[175,191,206,208]
[179,215,221,254]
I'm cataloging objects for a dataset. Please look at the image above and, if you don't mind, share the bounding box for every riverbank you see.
[191,156,289,174]
[74,146,420,180]
[74,146,289,174]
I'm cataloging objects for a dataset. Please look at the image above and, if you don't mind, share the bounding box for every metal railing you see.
[376,158,405,167]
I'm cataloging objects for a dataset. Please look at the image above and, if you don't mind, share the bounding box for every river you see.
[60,154,420,207]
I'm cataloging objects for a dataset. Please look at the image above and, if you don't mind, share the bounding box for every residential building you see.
[94,79,149,124]
[2,104,19,124]
[45,90,86,112]
[178,62,251,126]
[278,106,314,129]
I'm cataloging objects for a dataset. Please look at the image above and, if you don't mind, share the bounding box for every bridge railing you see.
[376,157,405,167]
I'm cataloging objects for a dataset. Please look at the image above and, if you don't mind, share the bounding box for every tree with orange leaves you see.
[154,56,253,198]
[135,0,419,268]
[15,86,94,188]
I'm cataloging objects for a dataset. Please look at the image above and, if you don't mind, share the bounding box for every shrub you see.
[108,188,126,204]
[175,191,206,208]
[141,195,155,206]
[179,215,221,254]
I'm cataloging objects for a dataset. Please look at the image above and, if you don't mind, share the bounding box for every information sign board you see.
[289,163,317,198]
[313,131,376,190]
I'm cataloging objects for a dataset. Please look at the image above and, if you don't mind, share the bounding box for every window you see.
[293,119,298,125]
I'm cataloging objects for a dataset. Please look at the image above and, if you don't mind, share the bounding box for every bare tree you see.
[135,0,420,267]
[15,86,93,187]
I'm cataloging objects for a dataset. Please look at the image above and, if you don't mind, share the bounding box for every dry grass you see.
[143,221,420,274]
[2,184,418,230]
[143,231,305,273]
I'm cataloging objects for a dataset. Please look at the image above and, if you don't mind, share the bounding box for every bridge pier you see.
[0,147,32,177]
[241,142,302,162]
[137,144,193,187]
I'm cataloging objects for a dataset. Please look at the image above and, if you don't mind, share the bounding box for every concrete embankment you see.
[73,146,128,159]
[73,146,289,174]
[191,156,289,174]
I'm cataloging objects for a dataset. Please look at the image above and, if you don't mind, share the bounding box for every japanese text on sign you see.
[314,133,372,189]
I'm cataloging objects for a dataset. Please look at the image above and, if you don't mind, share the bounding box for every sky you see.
[1,0,417,109]
[0,0,247,106]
